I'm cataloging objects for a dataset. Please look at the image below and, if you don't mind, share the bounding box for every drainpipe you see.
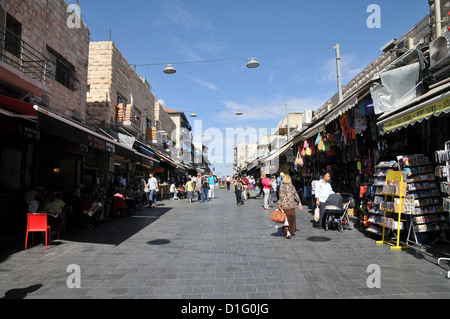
[435,0,442,38]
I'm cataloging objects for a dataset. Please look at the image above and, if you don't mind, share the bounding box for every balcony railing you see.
[116,103,141,133]
[0,23,49,86]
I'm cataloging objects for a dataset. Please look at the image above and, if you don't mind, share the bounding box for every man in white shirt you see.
[207,172,217,199]
[315,172,335,229]
[226,175,231,190]
[146,173,159,207]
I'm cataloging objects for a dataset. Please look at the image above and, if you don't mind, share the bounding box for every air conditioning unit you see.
[302,110,313,125]
[404,38,415,51]
[430,31,450,72]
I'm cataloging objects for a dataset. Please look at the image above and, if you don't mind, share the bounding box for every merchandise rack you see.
[434,142,450,276]
[398,153,446,247]
[376,170,409,250]
[365,161,397,236]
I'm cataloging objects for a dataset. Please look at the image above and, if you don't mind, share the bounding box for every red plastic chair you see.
[25,213,51,250]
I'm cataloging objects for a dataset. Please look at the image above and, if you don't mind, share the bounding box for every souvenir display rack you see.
[396,154,447,247]
[375,170,409,250]
[365,161,397,236]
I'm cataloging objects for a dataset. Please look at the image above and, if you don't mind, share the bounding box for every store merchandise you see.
[366,168,408,249]
[398,153,448,246]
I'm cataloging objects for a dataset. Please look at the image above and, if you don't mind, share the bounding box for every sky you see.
[76,0,430,176]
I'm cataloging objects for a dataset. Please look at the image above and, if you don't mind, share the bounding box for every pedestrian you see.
[261,174,272,210]
[201,176,209,203]
[277,172,284,200]
[242,174,250,200]
[226,175,231,190]
[170,181,179,200]
[234,176,244,206]
[270,175,278,203]
[207,172,217,199]
[195,172,202,200]
[141,177,149,207]
[315,172,336,229]
[185,178,194,203]
[145,173,159,208]
[278,174,303,239]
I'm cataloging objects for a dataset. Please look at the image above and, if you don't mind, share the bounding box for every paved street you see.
[1,188,450,300]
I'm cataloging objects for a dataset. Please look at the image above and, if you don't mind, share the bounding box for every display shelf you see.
[399,153,449,247]
[365,161,398,237]
[375,170,409,250]
[435,141,450,275]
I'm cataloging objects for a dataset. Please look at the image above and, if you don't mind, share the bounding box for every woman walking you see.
[234,176,244,206]
[270,175,278,203]
[278,174,303,239]
[200,176,209,203]
[261,174,272,210]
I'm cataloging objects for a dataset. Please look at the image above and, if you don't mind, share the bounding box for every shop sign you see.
[142,157,154,167]
[87,134,116,154]
[380,95,450,134]
[55,137,88,154]
[0,117,40,141]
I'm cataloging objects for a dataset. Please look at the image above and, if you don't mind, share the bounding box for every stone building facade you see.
[87,41,176,146]
[0,0,90,118]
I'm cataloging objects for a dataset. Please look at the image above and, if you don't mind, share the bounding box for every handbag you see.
[295,151,303,167]
[314,206,320,222]
[271,209,286,223]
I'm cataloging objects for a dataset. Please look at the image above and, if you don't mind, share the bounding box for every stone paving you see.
[1,188,450,300]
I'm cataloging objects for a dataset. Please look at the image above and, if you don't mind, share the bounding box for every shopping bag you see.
[270,209,286,223]
[314,207,320,222]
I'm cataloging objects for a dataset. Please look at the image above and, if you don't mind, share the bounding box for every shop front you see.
[372,84,450,249]
[0,111,40,241]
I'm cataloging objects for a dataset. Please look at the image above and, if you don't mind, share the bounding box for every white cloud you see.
[153,1,212,30]
[184,74,220,91]
[319,53,366,85]
[214,96,325,123]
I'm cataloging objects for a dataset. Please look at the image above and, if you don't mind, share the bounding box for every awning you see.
[147,144,181,168]
[0,94,37,117]
[324,95,358,125]
[298,119,326,141]
[377,84,450,135]
[262,141,294,163]
[35,105,158,163]
[246,160,260,171]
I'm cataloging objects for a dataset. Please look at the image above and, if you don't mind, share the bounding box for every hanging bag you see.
[295,149,304,167]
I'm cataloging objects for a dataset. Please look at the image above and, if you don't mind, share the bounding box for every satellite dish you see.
[158,99,165,108]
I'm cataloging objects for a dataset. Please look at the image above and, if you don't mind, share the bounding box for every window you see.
[46,46,78,90]
[116,94,127,106]
[5,13,22,57]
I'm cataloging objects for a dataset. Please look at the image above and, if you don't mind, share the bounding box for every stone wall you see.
[87,41,159,136]
[2,0,90,118]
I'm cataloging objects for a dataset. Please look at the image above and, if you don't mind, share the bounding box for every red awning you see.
[0,94,37,117]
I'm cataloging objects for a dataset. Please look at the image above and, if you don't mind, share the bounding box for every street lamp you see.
[236,110,243,116]
[163,64,176,74]
[246,58,260,69]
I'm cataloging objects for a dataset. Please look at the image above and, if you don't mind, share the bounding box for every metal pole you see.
[435,0,442,38]
[286,102,291,141]
[335,44,343,102]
